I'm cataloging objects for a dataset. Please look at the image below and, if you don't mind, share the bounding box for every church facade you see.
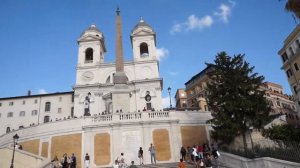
[0,9,211,168]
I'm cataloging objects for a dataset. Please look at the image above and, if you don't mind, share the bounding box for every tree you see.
[263,124,300,145]
[206,52,271,151]
[285,0,300,19]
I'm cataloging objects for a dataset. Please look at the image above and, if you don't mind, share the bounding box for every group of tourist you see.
[179,143,220,168]
[51,153,77,168]
[112,143,156,168]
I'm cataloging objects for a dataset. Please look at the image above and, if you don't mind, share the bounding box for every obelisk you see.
[114,7,128,84]
[112,7,130,113]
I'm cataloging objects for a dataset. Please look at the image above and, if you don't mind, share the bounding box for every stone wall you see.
[218,151,300,168]
[0,147,45,168]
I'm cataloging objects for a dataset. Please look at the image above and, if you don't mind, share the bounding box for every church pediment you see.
[132,29,155,36]
[78,35,101,42]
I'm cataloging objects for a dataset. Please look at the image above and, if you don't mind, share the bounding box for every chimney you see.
[27,90,31,96]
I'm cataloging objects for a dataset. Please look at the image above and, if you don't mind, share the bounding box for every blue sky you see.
[0,0,297,107]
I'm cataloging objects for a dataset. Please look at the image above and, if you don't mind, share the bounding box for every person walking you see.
[180,146,187,161]
[197,144,203,159]
[148,143,156,164]
[211,147,220,167]
[118,153,127,168]
[192,145,199,163]
[138,147,144,165]
[70,153,77,168]
[61,153,68,168]
[84,153,90,168]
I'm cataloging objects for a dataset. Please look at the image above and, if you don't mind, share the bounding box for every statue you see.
[84,92,91,116]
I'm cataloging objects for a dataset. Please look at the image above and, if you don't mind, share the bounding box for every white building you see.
[0,9,210,168]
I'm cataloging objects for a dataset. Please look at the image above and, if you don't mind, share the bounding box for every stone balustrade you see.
[92,111,170,123]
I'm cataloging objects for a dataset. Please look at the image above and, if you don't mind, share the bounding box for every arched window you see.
[19,111,25,117]
[85,48,93,63]
[44,116,50,123]
[140,43,149,57]
[106,76,111,83]
[45,102,51,112]
[6,127,10,133]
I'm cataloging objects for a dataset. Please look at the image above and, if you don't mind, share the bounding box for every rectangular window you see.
[267,100,274,107]
[281,53,288,62]
[19,111,25,117]
[45,102,51,112]
[289,47,294,56]
[71,107,74,117]
[31,110,38,116]
[146,103,152,110]
[7,112,13,118]
[277,101,281,107]
[296,39,300,48]
[58,108,62,113]
[295,63,299,71]
[0,102,2,107]
[59,97,62,102]
[22,100,26,105]
[34,99,38,104]
[294,85,297,94]
[9,102,14,106]
[286,69,293,78]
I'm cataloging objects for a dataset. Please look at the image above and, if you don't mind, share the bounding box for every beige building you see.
[262,82,298,125]
[174,89,187,109]
[278,24,300,124]
[178,66,296,123]
[184,66,212,111]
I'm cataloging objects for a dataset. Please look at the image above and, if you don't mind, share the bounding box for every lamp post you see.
[10,133,19,168]
[168,86,172,109]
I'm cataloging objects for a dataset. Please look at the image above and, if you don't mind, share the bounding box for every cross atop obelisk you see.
[114,7,128,84]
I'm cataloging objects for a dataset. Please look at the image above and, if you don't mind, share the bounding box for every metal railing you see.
[220,140,300,163]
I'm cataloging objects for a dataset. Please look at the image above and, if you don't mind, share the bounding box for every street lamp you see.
[10,133,19,168]
[167,86,172,109]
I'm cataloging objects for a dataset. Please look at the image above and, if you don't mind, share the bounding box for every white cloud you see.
[170,23,182,34]
[170,1,235,34]
[38,89,48,94]
[186,15,214,30]
[170,15,213,34]
[156,47,169,61]
[162,96,175,108]
[214,3,233,23]
[169,71,178,76]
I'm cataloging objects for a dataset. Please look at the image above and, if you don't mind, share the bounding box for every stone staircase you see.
[133,162,226,168]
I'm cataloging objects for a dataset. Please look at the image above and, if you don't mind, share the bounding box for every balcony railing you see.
[91,111,170,123]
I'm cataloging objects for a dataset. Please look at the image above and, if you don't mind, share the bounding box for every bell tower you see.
[76,24,106,85]
[77,24,106,66]
[131,18,157,62]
